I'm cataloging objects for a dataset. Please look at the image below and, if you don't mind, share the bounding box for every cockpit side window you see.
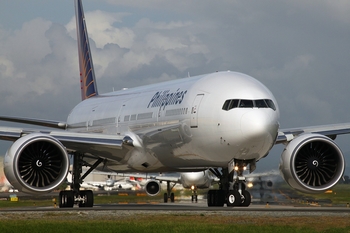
[222,99,276,111]
[222,99,239,110]
[265,99,276,111]
[255,99,267,108]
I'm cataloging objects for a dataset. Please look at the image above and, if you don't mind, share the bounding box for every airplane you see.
[0,0,348,208]
[0,174,13,192]
[244,170,283,199]
[66,172,138,191]
[132,169,282,203]
[117,170,217,203]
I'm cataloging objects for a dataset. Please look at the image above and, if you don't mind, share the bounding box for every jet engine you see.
[279,134,345,193]
[145,180,161,196]
[4,133,69,194]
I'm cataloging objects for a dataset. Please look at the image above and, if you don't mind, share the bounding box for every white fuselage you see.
[180,170,214,189]
[66,71,280,172]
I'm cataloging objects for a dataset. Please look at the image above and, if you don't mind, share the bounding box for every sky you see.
[0,0,350,173]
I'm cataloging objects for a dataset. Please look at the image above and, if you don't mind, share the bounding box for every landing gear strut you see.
[208,160,253,207]
[191,187,198,203]
[163,181,176,203]
[59,153,103,208]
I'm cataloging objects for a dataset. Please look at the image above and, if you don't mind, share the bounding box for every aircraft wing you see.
[276,123,350,144]
[0,115,66,129]
[0,126,126,159]
[113,172,181,183]
[149,175,180,183]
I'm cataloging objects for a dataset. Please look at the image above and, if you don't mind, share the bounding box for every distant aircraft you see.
[66,172,140,191]
[119,170,217,203]
[0,174,12,192]
[245,170,282,199]
[0,0,348,208]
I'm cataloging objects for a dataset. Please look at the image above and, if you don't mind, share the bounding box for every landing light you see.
[247,182,253,188]
[191,185,195,190]
[234,166,247,171]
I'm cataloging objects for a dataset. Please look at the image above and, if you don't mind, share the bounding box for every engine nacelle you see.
[4,133,69,194]
[280,133,345,193]
[145,180,161,196]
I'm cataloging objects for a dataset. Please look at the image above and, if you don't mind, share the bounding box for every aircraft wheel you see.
[226,190,241,207]
[59,191,74,208]
[207,190,214,206]
[86,190,94,207]
[170,193,175,203]
[79,191,86,207]
[207,190,225,207]
[78,190,94,207]
[241,190,251,207]
[164,193,168,203]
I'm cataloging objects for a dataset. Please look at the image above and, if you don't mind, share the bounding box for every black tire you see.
[79,191,86,207]
[170,193,175,202]
[226,190,241,207]
[86,190,94,207]
[58,191,65,208]
[164,193,168,203]
[78,190,94,208]
[241,190,251,207]
[60,191,74,208]
[207,190,214,207]
[207,190,225,207]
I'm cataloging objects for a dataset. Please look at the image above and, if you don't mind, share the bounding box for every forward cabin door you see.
[190,94,204,128]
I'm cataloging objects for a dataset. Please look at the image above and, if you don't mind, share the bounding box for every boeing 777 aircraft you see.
[118,170,217,203]
[0,0,349,208]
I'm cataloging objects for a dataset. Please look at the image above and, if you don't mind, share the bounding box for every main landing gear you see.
[59,153,103,208]
[208,160,253,207]
[163,181,176,203]
[191,186,198,203]
[162,181,198,203]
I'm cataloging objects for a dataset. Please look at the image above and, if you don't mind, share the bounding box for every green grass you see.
[0,214,349,233]
[1,187,350,232]
[0,192,164,208]
[1,184,350,209]
[293,184,350,205]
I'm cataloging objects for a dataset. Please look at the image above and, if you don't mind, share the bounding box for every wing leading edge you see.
[0,115,66,129]
[0,126,126,159]
[277,123,350,144]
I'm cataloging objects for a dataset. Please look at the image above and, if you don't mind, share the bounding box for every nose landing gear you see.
[208,160,253,207]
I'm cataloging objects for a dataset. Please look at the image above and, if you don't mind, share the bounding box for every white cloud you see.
[66,10,134,49]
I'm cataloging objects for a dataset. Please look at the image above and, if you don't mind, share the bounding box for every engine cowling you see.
[145,180,161,196]
[4,133,69,194]
[279,133,345,193]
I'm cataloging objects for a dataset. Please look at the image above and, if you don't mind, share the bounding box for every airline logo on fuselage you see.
[147,89,188,110]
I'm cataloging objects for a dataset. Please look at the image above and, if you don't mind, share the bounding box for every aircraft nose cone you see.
[240,110,278,142]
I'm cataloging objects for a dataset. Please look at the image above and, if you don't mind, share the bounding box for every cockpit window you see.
[265,99,276,111]
[222,99,276,111]
[239,99,254,108]
[222,99,239,110]
[255,99,267,108]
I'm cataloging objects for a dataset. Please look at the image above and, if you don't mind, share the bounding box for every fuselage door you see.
[190,94,204,128]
